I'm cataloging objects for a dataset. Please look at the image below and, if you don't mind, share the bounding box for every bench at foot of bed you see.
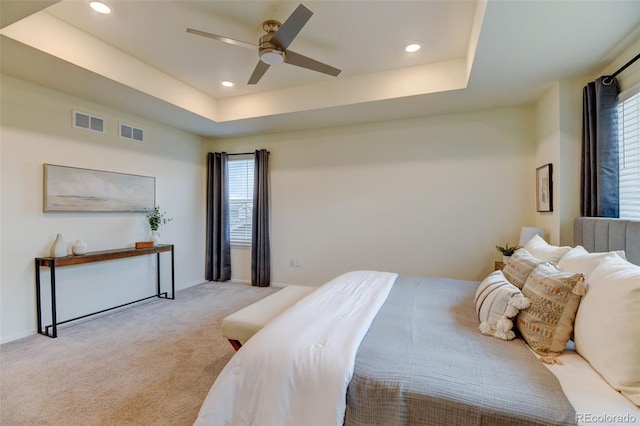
[222,284,316,350]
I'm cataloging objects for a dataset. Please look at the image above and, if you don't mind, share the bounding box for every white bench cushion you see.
[222,285,316,343]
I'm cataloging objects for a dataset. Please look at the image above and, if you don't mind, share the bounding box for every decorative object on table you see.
[145,205,173,245]
[43,164,155,212]
[496,242,520,264]
[536,163,553,212]
[50,233,67,257]
[150,231,160,245]
[135,241,155,249]
[519,227,545,246]
[71,240,88,255]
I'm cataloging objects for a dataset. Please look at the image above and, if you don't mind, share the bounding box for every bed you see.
[195,217,640,426]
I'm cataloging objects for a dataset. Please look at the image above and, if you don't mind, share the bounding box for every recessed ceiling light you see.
[404,42,422,53]
[89,1,112,15]
[221,81,234,87]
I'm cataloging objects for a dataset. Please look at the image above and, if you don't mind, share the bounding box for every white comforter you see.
[194,270,398,426]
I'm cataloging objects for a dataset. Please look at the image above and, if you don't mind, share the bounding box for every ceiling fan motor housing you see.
[259,21,286,65]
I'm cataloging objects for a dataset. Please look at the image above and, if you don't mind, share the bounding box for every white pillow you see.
[573,255,640,407]
[474,271,530,341]
[557,245,627,279]
[522,234,571,263]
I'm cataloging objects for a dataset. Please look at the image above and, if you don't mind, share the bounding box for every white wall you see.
[0,75,207,343]
[534,83,561,244]
[208,106,537,286]
[557,78,584,246]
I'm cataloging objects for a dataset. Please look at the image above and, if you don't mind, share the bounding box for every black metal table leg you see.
[35,260,43,335]
[170,245,175,299]
[156,252,161,296]
[50,261,57,338]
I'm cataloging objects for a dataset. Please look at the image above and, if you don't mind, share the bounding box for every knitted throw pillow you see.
[475,270,530,341]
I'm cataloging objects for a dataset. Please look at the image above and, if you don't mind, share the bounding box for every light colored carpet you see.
[0,281,279,426]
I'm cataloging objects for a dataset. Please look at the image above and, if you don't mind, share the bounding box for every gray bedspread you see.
[344,276,576,426]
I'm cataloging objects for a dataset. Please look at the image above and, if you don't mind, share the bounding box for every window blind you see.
[618,85,640,220]
[228,156,254,244]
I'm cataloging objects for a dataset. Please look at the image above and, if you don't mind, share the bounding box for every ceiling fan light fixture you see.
[404,42,422,53]
[260,49,286,65]
[89,1,112,15]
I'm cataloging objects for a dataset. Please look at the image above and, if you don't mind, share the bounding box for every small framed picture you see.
[536,163,553,212]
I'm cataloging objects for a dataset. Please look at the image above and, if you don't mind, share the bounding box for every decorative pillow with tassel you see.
[516,262,587,361]
[475,271,531,341]
[502,248,546,289]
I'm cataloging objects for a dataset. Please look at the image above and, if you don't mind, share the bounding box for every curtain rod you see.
[227,151,270,156]
[610,52,640,78]
[603,52,640,84]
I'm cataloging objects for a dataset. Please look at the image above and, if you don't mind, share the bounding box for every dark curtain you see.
[205,152,231,281]
[581,76,620,217]
[251,149,271,287]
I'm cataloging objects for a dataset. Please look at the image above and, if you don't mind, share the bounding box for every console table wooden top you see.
[36,244,173,267]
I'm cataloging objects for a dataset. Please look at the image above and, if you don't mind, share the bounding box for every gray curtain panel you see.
[206,152,231,281]
[251,149,271,287]
[581,76,619,217]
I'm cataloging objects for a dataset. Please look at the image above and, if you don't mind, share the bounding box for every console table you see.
[35,244,174,338]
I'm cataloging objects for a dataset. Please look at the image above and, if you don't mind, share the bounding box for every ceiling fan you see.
[186,3,341,85]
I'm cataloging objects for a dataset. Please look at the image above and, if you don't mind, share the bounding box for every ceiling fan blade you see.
[271,3,313,50]
[285,50,341,77]
[186,28,256,50]
[248,61,271,84]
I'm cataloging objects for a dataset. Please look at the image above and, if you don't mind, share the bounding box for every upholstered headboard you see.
[574,217,640,266]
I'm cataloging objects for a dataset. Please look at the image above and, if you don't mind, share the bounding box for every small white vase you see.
[503,255,511,264]
[50,233,67,257]
[150,230,160,246]
[72,240,88,255]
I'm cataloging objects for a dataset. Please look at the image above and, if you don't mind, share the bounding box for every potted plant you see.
[496,243,520,264]
[145,205,173,245]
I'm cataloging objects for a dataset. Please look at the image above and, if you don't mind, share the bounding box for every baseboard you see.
[1,330,35,345]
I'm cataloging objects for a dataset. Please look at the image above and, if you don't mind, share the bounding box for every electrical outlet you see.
[289,258,301,267]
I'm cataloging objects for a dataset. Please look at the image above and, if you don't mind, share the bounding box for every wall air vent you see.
[73,110,105,133]
[119,122,145,143]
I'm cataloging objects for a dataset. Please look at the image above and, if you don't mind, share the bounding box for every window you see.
[228,155,254,244]
[618,85,640,219]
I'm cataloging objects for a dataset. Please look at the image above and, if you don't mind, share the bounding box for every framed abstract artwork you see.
[43,164,155,212]
[536,163,553,212]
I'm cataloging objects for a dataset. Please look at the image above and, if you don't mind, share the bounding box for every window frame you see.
[228,154,255,246]
[617,82,640,220]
